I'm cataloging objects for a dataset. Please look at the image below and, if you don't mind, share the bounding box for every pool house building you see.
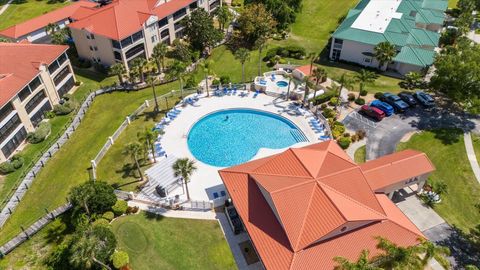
[329,0,448,75]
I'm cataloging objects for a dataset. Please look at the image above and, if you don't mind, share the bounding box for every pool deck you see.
[143,92,321,202]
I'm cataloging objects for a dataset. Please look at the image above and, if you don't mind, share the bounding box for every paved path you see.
[346,140,366,161]
[463,132,480,183]
[0,0,14,16]
[128,200,217,220]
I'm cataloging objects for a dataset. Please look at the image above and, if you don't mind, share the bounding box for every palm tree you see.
[354,69,377,98]
[138,128,161,163]
[373,237,423,270]
[199,59,214,97]
[374,41,397,71]
[146,74,160,112]
[167,60,187,97]
[417,239,451,269]
[285,73,293,101]
[308,52,319,75]
[214,5,232,31]
[235,48,251,84]
[172,158,197,201]
[69,229,114,270]
[151,42,168,73]
[255,36,267,76]
[303,76,314,107]
[334,250,382,270]
[312,67,327,100]
[130,57,148,82]
[109,63,126,84]
[46,23,59,35]
[335,73,355,112]
[122,142,144,181]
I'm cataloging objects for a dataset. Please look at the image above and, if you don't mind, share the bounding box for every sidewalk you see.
[463,132,480,184]
[346,139,366,160]
[0,0,13,16]
[128,200,217,220]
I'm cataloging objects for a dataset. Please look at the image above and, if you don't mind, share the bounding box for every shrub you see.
[53,100,76,115]
[92,218,110,227]
[10,154,24,169]
[328,97,339,106]
[112,200,128,216]
[126,206,139,214]
[337,137,352,149]
[264,47,279,62]
[351,134,358,142]
[374,92,384,99]
[219,75,230,85]
[0,162,15,174]
[185,76,197,89]
[27,122,51,144]
[355,98,366,105]
[347,93,355,102]
[311,90,337,105]
[343,132,350,137]
[331,122,346,139]
[74,81,81,86]
[102,211,115,221]
[320,104,327,110]
[44,111,56,119]
[356,129,367,140]
[212,79,220,86]
[111,250,130,269]
[360,89,368,96]
[285,45,306,59]
[322,108,335,118]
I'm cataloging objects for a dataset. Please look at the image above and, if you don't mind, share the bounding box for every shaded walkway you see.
[463,132,480,183]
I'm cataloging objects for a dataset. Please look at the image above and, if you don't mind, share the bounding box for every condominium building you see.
[68,0,219,69]
[330,0,448,75]
[0,42,76,162]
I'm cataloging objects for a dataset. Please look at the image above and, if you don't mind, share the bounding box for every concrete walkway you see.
[346,139,366,161]
[0,0,13,16]
[463,132,480,184]
[128,200,217,220]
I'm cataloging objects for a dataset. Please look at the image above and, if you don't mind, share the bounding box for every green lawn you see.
[397,129,480,232]
[0,79,179,245]
[354,145,366,163]
[112,212,237,270]
[0,0,69,30]
[0,70,115,208]
[471,134,480,167]
[448,0,458,8]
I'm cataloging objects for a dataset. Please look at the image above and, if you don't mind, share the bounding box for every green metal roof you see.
[332,0,447,67]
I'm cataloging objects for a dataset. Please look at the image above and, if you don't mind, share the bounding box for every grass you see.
[0,70,115,208]
[96,95,181,191]
[0,0,69,30]
[354,145,366,163]
[0,78,179,245]
[112,212,237,270]
[448,0,458,8]
[397,129,480,232]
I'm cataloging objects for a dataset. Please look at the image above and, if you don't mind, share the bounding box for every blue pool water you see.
[187,109,307,167]
[276,81,289,87]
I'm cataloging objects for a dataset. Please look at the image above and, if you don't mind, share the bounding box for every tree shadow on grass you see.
[143,210,164,221]
[430,128,463,145]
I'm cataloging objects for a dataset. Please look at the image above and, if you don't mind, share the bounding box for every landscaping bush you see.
[111,250,130,269]
[320,103,327,110]
[331,122,346,139]
[337,137,352,149]
[0,161,15,175]
[263,45,306,62]
[322,108,335,118]
[374,92,384,99]
[347,93,355,102]
[10,154,24,169]
[102,211,114,221]
[126,206,139,214]
[356,129,367,140]
[44,110,56,119]
[212,79,220,86]
[284,45,306,59]
[351,134,358,142]
[92,218,110,227]
[112,200,128,216]
[360,90,368,96]
[311,90,337,105]
[355,98,366,105]
[343,132,350,137]
[27,122,51,144]
[328,97,339,106]
[219,75,231,85]
[185,76,197,89]
[53,99,76,115]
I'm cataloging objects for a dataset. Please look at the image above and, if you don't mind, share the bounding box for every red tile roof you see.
[219,141,428,270]
[68,0,195,40]
[295,64,314,76]
[0,42,68,107]
[0,1,98,39]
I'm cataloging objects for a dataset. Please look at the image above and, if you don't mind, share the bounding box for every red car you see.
[360,105,385,121]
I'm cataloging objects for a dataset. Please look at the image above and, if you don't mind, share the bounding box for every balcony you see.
[173,8,187,21]
[53,66,72,87]
[125,43,146,60]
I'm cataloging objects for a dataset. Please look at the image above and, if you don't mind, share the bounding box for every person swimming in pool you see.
[224,116,229,121]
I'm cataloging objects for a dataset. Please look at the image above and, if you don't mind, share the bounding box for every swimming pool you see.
[276,81,289,87]
[187,109,308,167]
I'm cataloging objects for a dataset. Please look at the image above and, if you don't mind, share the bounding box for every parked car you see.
[370,100,394,116]
[359,105,386,121]
[398,92,417,107]
[382,93,409,113]
[414,91,435,107]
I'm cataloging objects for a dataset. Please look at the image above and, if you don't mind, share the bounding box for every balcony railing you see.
[53,66,71,86]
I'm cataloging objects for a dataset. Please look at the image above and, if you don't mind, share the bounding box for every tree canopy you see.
[69,181,117,216]
[182,8,223,52]
[236,3,276,47]
[245,0,302,30]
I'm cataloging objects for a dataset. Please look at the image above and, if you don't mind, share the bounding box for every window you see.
[151,35,158,43]
[53,66,71,86]
[90,33,95,39]
[18,86,32,102]
[125,44,145,59]
[89,46,94,51]
[114,51,122,61]
[0,114,21,144]
[1,127,27,158]
[29,77,41,91]
[48,61,60,74]
[57,77,75,97]
[174,22,183,31]
[149,24,156,32]
[173,8,186,21]
[121,36,133,47]
[0,103,14,123]
[112,39,121,49]
[57,53,67,65]
[131,31,144,42]
[25,90,47,114]
[334,39,343,45]
[158,17,168,28]
[364,58,371,63]
[29,102,52,127]
[189,2,197,9]
[160,29,169,39]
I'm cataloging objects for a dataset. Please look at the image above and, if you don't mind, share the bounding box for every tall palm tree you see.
[167,60,187,97]
[122,142,144,181]
[255,36,267,76]
[199,59,214,97]
[130,57,148,82]
[354,69,377,98]
[285,73,293,101]
[373,237,423,270]
[214,5,232,30]
[151,42,168,73]
[138,128,160,164]
[335,73,354,112]
[109,63,126,84]
[334,250,382,270]
[418,239,451,269]
[308,52,319,75]
[146,74,160,112]
[46,23,59,35]
[235,48,251,84]
[303,76,313,107]
[172,158,197,201]
[69,229,114,270]
[374,42,397,71]
[312,67,327,100]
